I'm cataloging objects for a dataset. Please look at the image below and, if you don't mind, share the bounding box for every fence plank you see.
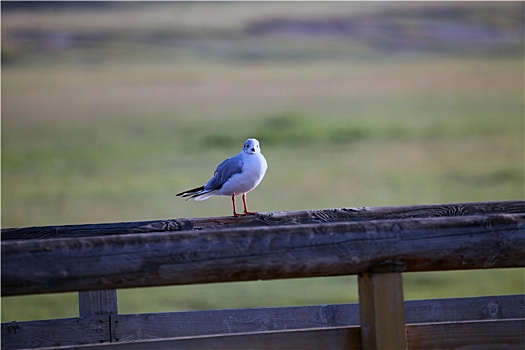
[3,295,523,349]
[111,304,358,343]
[35,319,524,350]
[1,317,110,349]
[358,272,406,350]
[2,201,524,241]
[45,327,362,350]
[405,294,525,323]
[407,319,525,349]
[2,214,524,296]
[108,294,524,342]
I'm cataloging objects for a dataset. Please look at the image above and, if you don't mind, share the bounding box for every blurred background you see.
[2,2,524,322]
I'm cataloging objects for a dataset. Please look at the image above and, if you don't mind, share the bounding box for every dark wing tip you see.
[176,185,205,197]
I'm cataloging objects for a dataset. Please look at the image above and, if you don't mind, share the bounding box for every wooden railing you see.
[2,201,524,349]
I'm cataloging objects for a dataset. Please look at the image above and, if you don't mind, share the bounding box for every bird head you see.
[243,138,261,154]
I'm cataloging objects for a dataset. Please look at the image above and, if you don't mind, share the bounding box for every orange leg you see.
[242,193,257,215]
[231,194,246,217]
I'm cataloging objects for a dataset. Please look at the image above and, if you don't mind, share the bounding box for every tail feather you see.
[176,185,213,201]
[176,185,205,197]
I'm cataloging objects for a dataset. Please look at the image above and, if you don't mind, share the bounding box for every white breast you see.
[218,153,267,196]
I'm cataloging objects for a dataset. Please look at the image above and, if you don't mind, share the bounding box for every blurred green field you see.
[2,2,524,322]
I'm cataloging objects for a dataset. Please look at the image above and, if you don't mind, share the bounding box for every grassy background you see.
[2,2,524,322]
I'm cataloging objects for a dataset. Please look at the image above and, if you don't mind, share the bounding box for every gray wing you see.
[204,154,244,191]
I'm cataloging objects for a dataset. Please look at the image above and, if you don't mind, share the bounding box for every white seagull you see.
[176,138,268,217]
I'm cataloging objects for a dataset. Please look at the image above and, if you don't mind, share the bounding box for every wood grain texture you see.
[3,295,523,349]
[42,327,363,350]
[111,304,359,343]
[1,317,110,349]
[407,319,525,350]
[405,294,525,324]
[109,294,524,342]
[33,319,524,350]
[2,201,524,241]
[2,214,524,296]
[358,272,406,350]
[79,290,118,317]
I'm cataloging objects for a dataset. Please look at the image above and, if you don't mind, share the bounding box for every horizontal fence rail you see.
[2,212,524,296]
[3,200,524,241]
[34,319,524,350]
[2,201,524,350]
[3,295,524,349]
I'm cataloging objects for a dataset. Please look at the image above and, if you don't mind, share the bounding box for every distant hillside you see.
[2,2,523,65]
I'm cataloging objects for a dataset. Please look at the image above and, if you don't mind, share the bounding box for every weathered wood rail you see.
[2,201,524,349]
[3,200,523,241]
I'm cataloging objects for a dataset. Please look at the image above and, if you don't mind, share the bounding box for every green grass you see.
[2,2,524,322]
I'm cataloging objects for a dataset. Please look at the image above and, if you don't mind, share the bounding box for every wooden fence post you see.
[358,263,406,350]
[79,290,118,317]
